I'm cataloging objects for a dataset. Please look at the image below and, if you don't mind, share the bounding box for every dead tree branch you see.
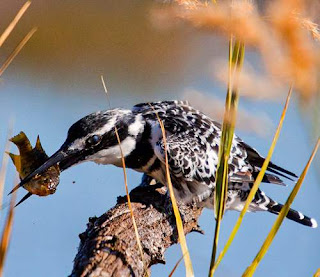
[70,184,203,277]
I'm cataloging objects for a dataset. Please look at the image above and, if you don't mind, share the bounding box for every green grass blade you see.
[209,39,245,277]
[211,86,293,274]
[243,138,319,277]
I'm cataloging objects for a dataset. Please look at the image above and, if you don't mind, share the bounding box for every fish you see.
[7,132,60,206]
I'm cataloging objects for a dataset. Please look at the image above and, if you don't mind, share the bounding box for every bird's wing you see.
[232,138,297,181]
[134,100,297,184]
[154,132,217,202]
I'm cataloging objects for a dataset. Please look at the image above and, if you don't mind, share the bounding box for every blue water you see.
[0,77,319,277]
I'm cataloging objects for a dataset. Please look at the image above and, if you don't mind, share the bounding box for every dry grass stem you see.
[152,105,194,277]
[0,27,37,77]
[168,254,185,277]
[100,75,108,96]
[0,179,17,277]
[0,125,14,211]
[0,1,31,47]
[100,75,111,108]
[0,151,10,212]
[268,0,318,98]
[160,119,194,277]
[114,127,147,275]
[174,0,206,9]
[299,16,320,41]
[156,0,320,100]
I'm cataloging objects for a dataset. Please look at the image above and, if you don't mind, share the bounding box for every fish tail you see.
[10,132,32,153]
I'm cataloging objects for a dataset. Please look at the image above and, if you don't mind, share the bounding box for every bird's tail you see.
[267,201,317,228]
[247,189,317,228]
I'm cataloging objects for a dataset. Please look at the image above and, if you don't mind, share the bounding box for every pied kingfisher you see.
[16,100,317,228]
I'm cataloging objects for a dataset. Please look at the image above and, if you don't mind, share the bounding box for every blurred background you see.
[0,1,319,276]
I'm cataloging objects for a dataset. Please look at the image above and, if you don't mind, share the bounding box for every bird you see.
[13,100,317,228]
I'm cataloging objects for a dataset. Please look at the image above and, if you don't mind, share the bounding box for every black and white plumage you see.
[17,100,317,228]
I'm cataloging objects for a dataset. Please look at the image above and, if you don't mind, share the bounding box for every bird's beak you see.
[9,146,82,195]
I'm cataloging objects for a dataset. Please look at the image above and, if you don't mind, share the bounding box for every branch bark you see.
[70,184,204,277]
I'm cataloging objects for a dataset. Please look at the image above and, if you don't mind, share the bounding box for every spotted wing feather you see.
[134,100,293,186]
[154,133,216,202]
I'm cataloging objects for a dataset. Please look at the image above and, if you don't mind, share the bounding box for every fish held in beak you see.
[7,132,61,206]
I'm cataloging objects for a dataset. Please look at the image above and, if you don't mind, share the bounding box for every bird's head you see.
[15,108,144,192]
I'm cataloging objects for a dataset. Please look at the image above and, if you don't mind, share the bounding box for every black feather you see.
[267,201,317,228]
[240,141,297,180]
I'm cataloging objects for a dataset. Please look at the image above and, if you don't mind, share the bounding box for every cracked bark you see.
[70,184,203,277]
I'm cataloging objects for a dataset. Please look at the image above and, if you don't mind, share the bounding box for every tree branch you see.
[70,184,204,277]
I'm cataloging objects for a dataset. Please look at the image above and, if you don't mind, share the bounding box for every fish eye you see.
[86,135,101,146]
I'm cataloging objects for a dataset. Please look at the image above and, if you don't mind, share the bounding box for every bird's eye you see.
[86,135,101,146]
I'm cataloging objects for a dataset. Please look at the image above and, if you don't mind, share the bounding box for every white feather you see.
[88,136,136,166]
